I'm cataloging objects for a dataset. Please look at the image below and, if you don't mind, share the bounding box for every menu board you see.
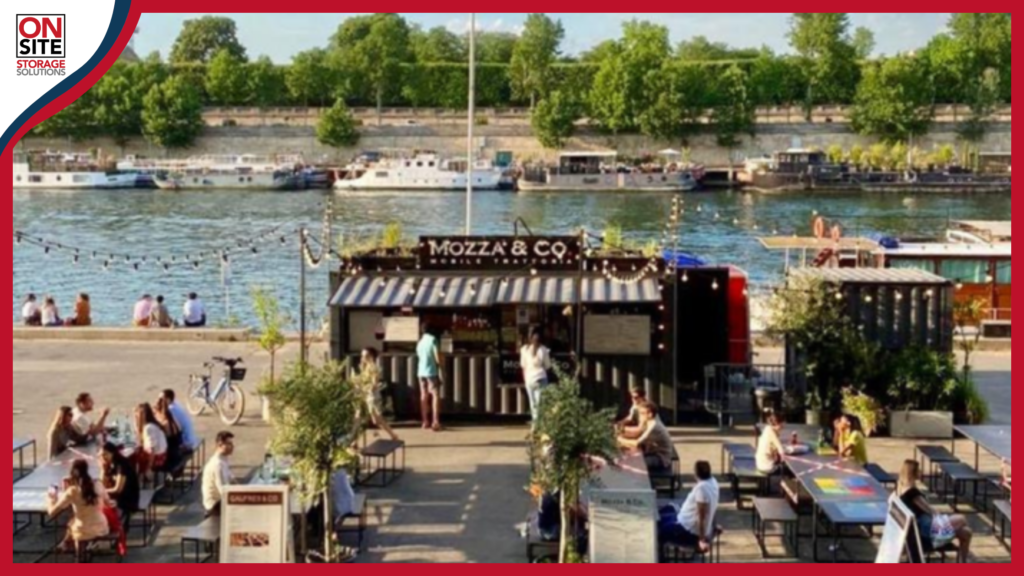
[221,486,290,564]
[384,317,420,343]
[584,315,651,356]
[589,488,657,563]
[876,496,918,564]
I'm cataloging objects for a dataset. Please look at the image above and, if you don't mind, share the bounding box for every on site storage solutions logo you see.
[16,14,67,76]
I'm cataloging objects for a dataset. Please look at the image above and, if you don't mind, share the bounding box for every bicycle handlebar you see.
[211,357,244,365]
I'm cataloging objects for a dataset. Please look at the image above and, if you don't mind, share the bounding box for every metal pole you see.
[671,198,681,424]
[465,12,476,236]
[300,229,308,366]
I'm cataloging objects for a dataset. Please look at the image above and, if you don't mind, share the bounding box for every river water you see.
[12,189,1011,328]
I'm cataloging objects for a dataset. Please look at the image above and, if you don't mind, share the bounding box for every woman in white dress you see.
[520,328,552,424]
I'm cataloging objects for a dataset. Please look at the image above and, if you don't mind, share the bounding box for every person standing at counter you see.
[521,328,552,425]
[417,322,443,432]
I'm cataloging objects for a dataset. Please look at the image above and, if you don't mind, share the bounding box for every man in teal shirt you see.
[417,323,443,431]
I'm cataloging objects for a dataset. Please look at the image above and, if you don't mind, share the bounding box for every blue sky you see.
[134,13,951,63]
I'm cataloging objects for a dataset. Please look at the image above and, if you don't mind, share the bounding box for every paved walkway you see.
[12,342,1012,563]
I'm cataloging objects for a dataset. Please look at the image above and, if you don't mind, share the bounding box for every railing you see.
[702,364,792,429]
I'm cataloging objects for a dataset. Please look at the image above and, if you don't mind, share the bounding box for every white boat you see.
[153,168,296,191]
[517,151,699,193]
[13,151,138,190]
[121,154,302,190]
[333,151,502,192]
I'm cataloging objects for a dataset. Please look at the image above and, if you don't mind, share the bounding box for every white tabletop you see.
[13,488,51,515]
[13,439,34,453]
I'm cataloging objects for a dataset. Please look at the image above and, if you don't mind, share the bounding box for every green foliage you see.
[590,20,671,133]
[261,361,361,559]
[711,64,756,148]
[532,372,618,563]
[933,144,956,167]
[475,32,518,64]
[841,389,885,437]
[532,91,581,149]
[953,297,986,381]
[850,55,934,143]
[788,13,860,108]
[169,16,246,64]
[886,347,959,412]
[316,98,360,148]
[958,68,1001,143]
[866,143,890,170]
[889,142,909,171]
[381,222,403,250]
[410,26,466,63]
[851,26,876,59]
[330,13,411,110]
[33,90,99,142]
[509,14,565,107]
[248,56,287,109]
[401,63,510,108]
[141,75,204,149]
[848,145,865,169]
[950,377,989,425]
[677,35,761,61]
[826,144,845,164]
[93,70,142,149]
[205,48,249,106]
[602,224,624,251]
[287,49,336,106]
[251,286,289,385]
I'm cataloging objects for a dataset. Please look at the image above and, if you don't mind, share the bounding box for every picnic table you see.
[13,439,37,481]
[784,454,889,563]
[954,426,1011,470]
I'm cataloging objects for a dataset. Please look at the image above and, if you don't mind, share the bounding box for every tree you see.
[826,144,845,164]
[316,98,360,148]
[248,56,286,109]
[580,40,620,64]
[590,20,671,133]
[262,361,361,563]
[252,287,288,387]
[532,91,580,148]
[475,32,518,64]
[169,16,246,64]
[958,68,1000,143]
[205,48,249,106]
[141,75,204,149]
[532,372,618,563]
[509,14,565,108]
[851,26,876,60]
[850,55,934,143]
[287,49,334,106]
[711,64,756,149]
[589,53,631,133]
[94,69,142,152]
[676,36,760,61]
[788,13,860,109]
[330,13,411,117]
[33,90,99,142]
[410,26,466,62]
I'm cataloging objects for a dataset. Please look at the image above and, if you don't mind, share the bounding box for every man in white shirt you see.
[162,389,199,451]
[520,328,552,423]
[183,292,207,328]
[71,392,109,438]
[21,294,41,326]
[662,461,719,554]
[202,432,235,517]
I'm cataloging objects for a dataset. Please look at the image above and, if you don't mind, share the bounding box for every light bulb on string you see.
[683,271,689,283]
[44,246,50,256]
[72,255,79,266]
[712,279,720,291]
[15,234,22,245]
[102,261,110,271]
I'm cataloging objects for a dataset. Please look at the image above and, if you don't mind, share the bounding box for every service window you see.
[940,259,990,284]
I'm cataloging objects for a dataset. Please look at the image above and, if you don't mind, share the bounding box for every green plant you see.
[261,361,362,562]
[886,347,959,412]
[251,286,289,387]
[532,370,618,563]
[841,389,885,437]
[953,298,986,382]
[950,377,989,425]
[381,222,403,251]
[826,144,845,164]
[602,224,624,252]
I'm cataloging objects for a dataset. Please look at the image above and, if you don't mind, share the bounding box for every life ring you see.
[813,217,826,240]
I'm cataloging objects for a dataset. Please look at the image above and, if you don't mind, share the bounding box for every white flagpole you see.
[465,13,476,236]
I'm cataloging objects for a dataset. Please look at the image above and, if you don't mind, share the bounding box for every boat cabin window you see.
[889,259,935,274]
[73,175,91,184]
[376,171,389,178]
[28,175,43,183]
[940,260,991,284]
[428,162,435,168]
[416,162,422,168]
[997,262,1011,285]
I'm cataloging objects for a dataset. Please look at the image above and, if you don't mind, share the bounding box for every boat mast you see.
[465,13,476,235]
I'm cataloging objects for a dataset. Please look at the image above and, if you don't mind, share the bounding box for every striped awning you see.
[495,277,578,304]
[582,278,662,304]
[412,277,497,308]
[330,276,416,308]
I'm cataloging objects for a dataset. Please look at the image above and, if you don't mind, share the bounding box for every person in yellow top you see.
[837,414,869,465]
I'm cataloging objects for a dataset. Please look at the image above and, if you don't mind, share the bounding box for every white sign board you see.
[584,315,651,356]
[876,496,918,564]
[221,485,290,564]
[348,311,383,353]
[589,488,658,563]
[384,317,420,343]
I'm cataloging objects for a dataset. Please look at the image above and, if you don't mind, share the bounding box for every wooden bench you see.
[992,500,1011,552]
[937,462,988,513]
[335,494,368,552]
[661,525,724,564]
[915,446,960,492]
[358,440,406,488]
[525,511,560,563]
[864,463,897,490]
[752,497,799,559]
[729,458,770,510]
[721,443,755,475]
[180,517,220,563]
[127,490,157,548]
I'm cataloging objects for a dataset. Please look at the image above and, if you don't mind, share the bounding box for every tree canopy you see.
[509,14,565,108]
[169,16,246,64]
[316,98,360,148]
[850,55,934,142]
[141,75,205,149]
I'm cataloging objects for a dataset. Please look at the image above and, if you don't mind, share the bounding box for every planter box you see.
[889,410,954,439]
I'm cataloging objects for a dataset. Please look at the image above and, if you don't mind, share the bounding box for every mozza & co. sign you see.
[418,236,582,271]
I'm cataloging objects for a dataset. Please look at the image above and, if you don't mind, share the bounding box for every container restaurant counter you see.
[328,235,682,421]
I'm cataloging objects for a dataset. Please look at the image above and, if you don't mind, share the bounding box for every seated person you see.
[838,414,868,465]
[898,460,972,563]
[202,432,236,518]
[617,401,674,473]
[66,293,91,327]
[133,295,153,328]
[41,297,62,327]
[48,406,90,459]
[183,293,207,328]
[617,388,648,439]
[149,295,174,328]
[134,403,168,476]
[755,414,786,474]
[99,443,140,524]
[47,459,111,552]
[161,389,199,452]
[658,461,719,554]
[22,294,41,326]
[71,393,110,439]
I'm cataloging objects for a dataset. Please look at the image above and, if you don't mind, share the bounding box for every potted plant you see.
[887,347,959,438]
[252,286,289,423]
[841,388,886,437]
[805,391,823,427]
[532,370,618,564]
[261,361,362,562]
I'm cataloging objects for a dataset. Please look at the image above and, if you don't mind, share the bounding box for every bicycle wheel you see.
[185,378,209,416]
[217,384,246,426]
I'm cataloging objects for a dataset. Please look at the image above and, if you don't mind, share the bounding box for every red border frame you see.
[3,4,1018,566]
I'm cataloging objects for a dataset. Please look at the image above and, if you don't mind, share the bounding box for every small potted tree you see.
[252,286,289,423]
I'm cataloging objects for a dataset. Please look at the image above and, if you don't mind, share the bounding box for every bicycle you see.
[186,357,248,426]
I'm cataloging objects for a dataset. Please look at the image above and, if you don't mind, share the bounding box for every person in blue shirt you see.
[416,322,443,431]
[161,389,199,452]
